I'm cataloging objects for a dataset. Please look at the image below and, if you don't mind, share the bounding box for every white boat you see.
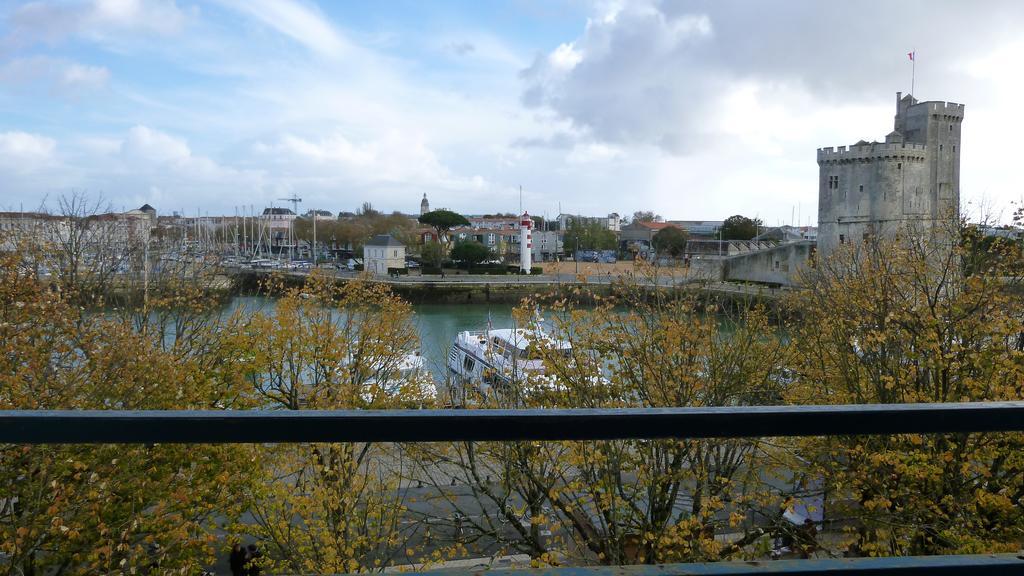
[447,326,570,404]
[355,351,435,406]
[293,350,434,408]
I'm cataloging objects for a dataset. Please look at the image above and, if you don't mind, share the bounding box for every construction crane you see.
[278,194,302,215]
[277,194,302,261]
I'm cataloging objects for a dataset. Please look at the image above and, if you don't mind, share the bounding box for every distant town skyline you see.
[2,0,1023,224]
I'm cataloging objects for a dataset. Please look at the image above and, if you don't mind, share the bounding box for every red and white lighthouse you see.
[519,212,532,273]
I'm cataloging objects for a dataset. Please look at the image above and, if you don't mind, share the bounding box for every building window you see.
[939,145,943,152]
[952,145,956,153]
[897,163,902,170]
[839,234,845,244]
[949,124,953,131]
[859,185,864,192]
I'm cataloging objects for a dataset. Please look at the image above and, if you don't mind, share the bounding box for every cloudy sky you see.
[1,0,1022,224]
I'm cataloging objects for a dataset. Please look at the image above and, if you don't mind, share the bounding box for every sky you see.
[1,0,1023,225]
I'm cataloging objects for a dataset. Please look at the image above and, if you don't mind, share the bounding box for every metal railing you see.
[3,402,1024,574]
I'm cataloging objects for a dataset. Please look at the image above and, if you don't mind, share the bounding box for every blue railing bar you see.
[2,402,1024,444]
[425,553,1024,575]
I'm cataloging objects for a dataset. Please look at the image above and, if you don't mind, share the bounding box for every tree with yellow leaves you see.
[0,245,256,575]
[234,273,434,574]
[787,224,1024,556]
[414,276,791,566]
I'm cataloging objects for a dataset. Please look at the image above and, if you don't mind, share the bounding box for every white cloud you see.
[435,33,527,69]
[3,0,186,50]
[513,0,1024,223]
[4,0,1024,225]
[520,0,1024,153]
[0,56,110,95]
[251,130,487,194]
[87,0,185,35]
[213,0,349,58]
[548,43,582,71]
[120,125,191,164]
[0,131,56,165]
[521,1,720,153]
[60,63,111,90]
[566,142,622,164]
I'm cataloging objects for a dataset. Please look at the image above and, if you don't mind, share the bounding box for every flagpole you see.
[911,48,915,97]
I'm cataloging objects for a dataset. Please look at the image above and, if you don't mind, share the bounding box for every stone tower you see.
[817,92,964,257]
[420,193,430,216]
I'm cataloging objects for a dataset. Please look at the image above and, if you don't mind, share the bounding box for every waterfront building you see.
[556,213,621,232]
[259,207,297,254]
[666,220,723,238]
[618,221,680,254]
[302,209,334,221]
[451,226,561,263]
[817,92,963,256]
[467,216,519,230]
[752,225,817,243]
[364,234,406,275]
[0,206,155,253]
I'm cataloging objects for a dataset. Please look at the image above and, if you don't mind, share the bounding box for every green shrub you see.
[468,265,508,275]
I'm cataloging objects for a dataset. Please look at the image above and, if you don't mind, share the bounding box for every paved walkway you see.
[233,267,792,299]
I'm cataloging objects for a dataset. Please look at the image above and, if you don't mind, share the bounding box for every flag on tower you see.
[908,50,916,96]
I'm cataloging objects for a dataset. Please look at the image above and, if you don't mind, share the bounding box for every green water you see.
[226,296,519,379]
[223,297,754,383]
[410,303,518,376]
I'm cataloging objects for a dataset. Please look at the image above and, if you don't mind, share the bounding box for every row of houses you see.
[0,205,157,252]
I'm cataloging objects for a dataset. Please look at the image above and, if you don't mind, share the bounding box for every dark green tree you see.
[418,210,470,248]
[652,226,689,258]
[632,210,660,223]
[450,240,491,269]
[719,215,763,240]
[565,220,617,252]
[420,241,445,269]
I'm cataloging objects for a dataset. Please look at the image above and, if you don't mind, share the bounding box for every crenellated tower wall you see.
[817,93,963,256]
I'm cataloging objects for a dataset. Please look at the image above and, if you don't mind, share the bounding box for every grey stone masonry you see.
[817,92,963,256]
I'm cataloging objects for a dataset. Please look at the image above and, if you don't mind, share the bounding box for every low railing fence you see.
[3,402,1024,574]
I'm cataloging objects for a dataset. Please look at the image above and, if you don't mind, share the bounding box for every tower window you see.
[952,145,956,153]
[939,145,943,152]
[897,163,902,170]
[859,185,864,192]
[949,124,953,131]
[839,234,845,245]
